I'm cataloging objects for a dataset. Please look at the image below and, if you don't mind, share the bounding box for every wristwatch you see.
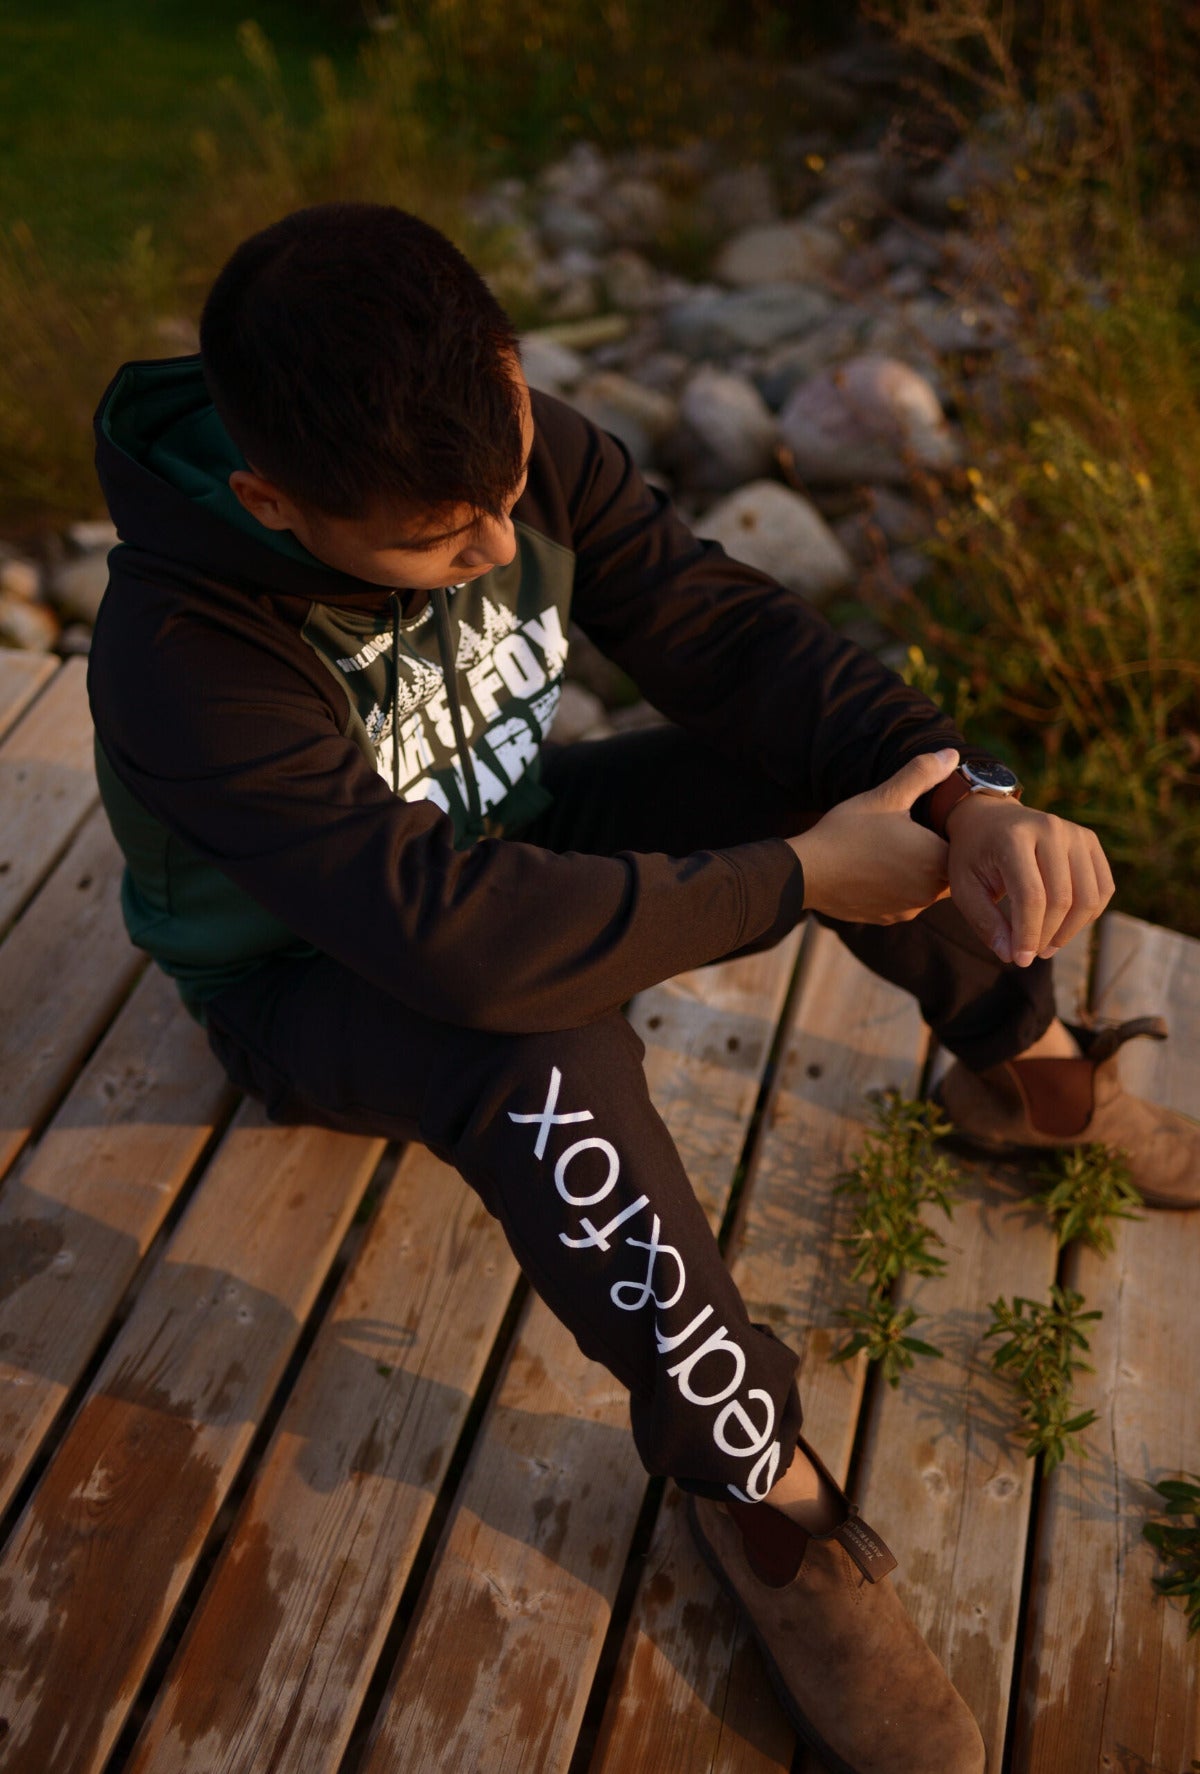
[926,759,1023,839]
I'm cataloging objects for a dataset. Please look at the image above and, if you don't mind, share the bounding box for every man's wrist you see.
[930,762,1023,839]
[944,790,1024,836]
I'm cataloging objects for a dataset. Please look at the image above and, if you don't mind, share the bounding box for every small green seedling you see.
[830,1090,964,1386]
[1034,1142,1144,1253]
[1143,1473,1200,1638]
[986,1286,1102,1470]
[832,1297,945,1389]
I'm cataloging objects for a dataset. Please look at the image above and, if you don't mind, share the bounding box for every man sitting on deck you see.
[86,202,1199,1774]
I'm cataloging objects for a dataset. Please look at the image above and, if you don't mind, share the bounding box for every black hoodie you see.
[87,352,987,1032]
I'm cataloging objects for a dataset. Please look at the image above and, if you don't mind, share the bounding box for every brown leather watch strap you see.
[925,771,973,840]
[924,770,1024,840]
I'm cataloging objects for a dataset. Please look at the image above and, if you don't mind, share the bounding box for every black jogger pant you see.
[203,726,1056,1503]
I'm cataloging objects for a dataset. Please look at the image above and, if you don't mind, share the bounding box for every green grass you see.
[0,4,362,279]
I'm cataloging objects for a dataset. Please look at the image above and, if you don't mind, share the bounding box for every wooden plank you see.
[851,1154,1061,1766]
[1014,912,1200,1774]
[0,807,143,1184]
[0,657,96,940]
[361,937,803,1774]
[0,967,234,1519]
[126,1144,523,1774]
[0,653,57,745]
[1048,925,1093,1028]
[592,924,930,1774]
[834,924,1092,1771]
[0,1108,384,1774]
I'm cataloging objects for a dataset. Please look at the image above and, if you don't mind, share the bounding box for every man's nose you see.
[460,512,517,571]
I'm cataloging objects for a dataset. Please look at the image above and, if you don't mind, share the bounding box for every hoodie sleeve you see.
[88,582,805,1034]
[532,393,1002,827]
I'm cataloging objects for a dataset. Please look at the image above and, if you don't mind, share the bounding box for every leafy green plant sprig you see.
[830,1091,964,1388]
[985,1286,1102,1471]
[1142,1474,1200,1639]
[1033,1143,1145,1253]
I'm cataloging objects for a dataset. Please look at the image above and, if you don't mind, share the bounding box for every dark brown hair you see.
[199,201,524,523]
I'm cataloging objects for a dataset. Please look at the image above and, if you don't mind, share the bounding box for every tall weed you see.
[872,2,1200,933]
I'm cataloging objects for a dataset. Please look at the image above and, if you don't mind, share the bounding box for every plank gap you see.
[566,1475,670,1774]
[999,1450,1049,1774]
[334,1271,534,1774]
[716,919,818,1264]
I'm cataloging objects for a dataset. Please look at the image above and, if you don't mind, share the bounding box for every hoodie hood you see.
[94,353,410,612]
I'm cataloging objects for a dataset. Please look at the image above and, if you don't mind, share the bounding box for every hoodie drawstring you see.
[390,592,402,797]
[389,587,484,840]
[432,585,485,839]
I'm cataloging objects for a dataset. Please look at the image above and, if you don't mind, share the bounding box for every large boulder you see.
[778,355,959,484]
[695,480,855,603]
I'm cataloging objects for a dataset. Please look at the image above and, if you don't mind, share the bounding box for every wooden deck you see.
[0,650,1196,1773]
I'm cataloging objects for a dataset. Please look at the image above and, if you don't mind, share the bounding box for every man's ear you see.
[228,467,295,533]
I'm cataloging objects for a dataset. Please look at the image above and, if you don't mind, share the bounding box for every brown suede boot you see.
[933,1015,1200,1209]
[686,1439,986,1774]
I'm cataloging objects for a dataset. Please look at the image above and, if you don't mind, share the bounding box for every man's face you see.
[229,363,535,594]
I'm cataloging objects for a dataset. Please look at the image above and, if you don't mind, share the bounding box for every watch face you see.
[963,760,1020,793]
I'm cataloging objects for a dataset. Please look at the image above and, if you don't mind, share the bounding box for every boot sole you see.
[685,1493,863,1774]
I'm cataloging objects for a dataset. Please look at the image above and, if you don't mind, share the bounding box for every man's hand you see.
[944,794,1116,964]
[789,750,960,923]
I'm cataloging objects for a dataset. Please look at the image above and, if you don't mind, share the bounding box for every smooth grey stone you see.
[778,355,960,484]
[695,479,855,603]
[663,284,833,357]
[538,197,611,255]
[48,551,110,625]
[715,219,843,288]
[672,366,779,492]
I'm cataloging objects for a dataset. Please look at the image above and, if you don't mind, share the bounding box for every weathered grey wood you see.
[0,657,97,939]
[0,653,57,745]
[853,1155,1061,1765]
[1013,912,1200,1774]
[0,808,143,1184]
[0,1107,384,1774]
[592,1477,793,1774]
[126,1144,523,1774]
[592,925,930,1774]
[0,966,233,1519]
[1048,925,1093,1028]
[361,938,802,1774]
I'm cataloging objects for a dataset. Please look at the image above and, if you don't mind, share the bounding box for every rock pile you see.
[3,61,1025,753]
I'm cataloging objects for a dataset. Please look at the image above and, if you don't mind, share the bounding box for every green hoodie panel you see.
[93,734,319,1024]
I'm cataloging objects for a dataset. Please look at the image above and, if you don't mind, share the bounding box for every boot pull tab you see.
[1083,1015,1169,1064]
[834,1512,899,1583]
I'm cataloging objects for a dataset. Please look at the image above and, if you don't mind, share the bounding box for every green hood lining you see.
[100,356,320,568]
